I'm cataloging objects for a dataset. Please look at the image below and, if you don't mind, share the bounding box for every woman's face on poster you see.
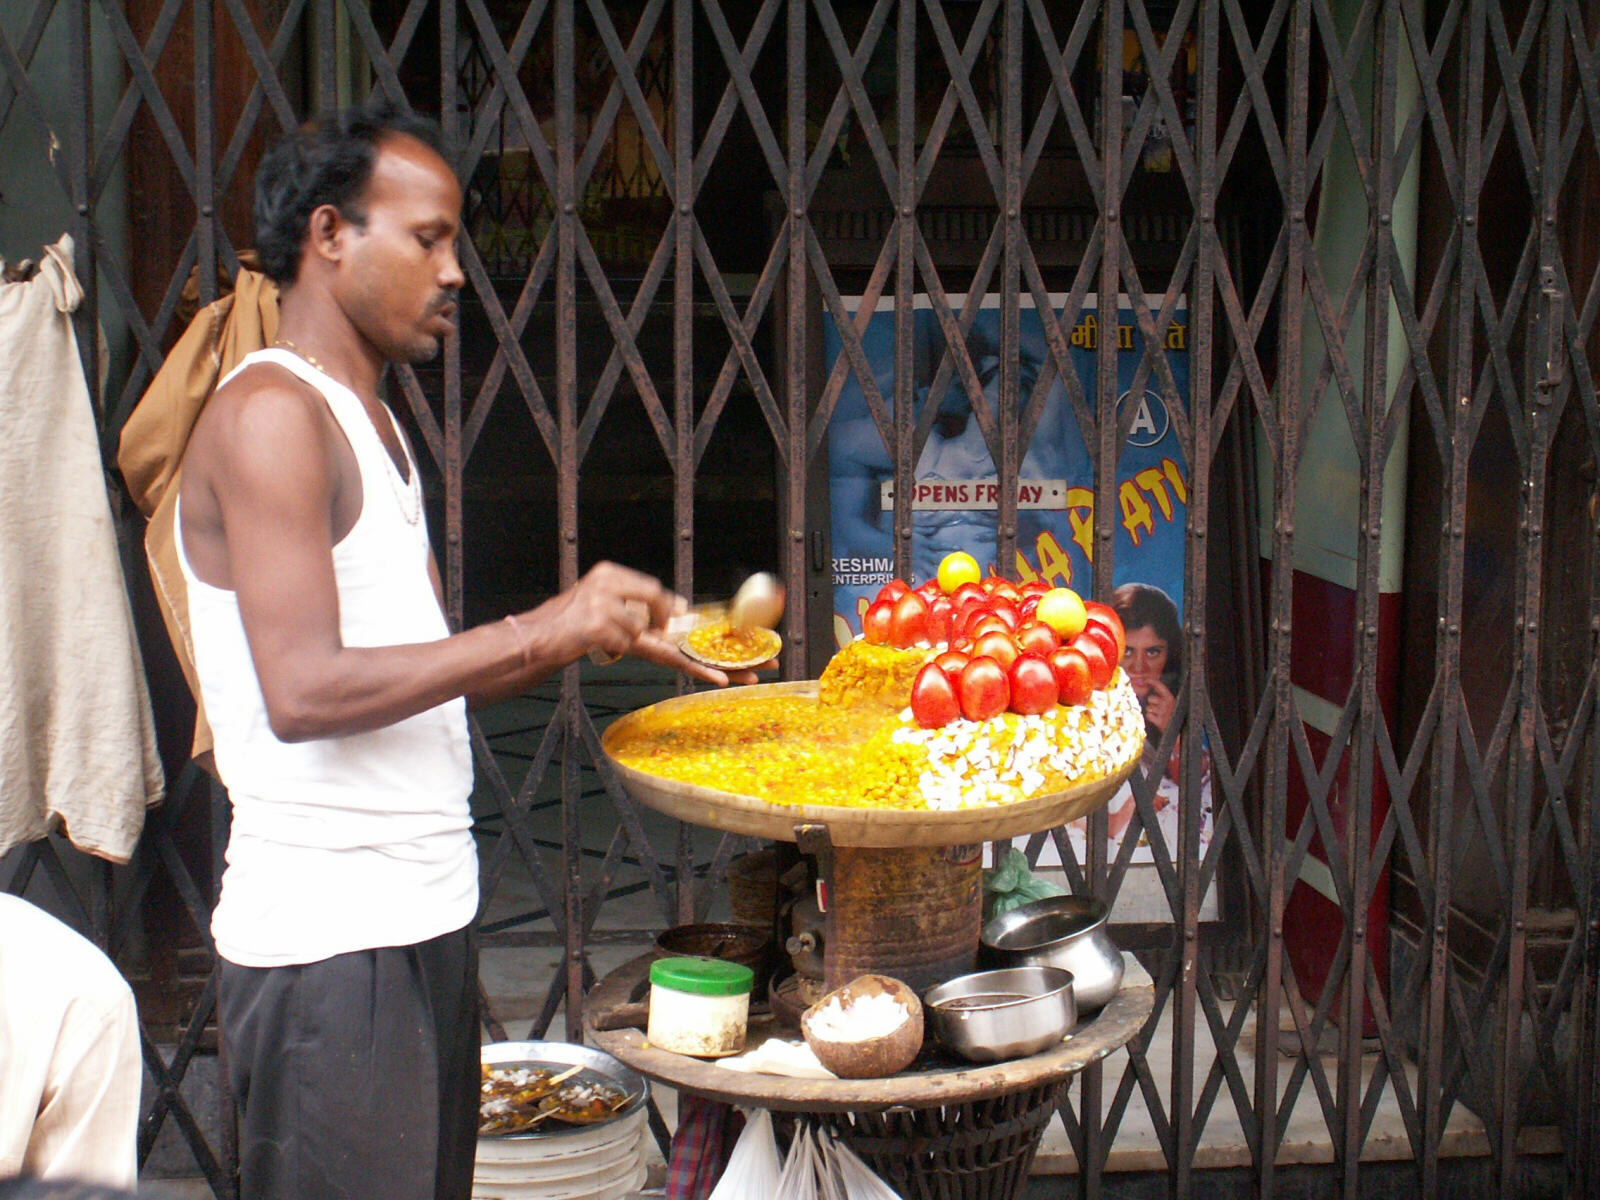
[1123,625,1169,688]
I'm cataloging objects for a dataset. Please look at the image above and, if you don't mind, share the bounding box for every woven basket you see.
[777,1079,1065,1200]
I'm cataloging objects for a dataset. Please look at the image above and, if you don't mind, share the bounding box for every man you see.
[0,896,140,1191]
[176,105,749,1200]
[827,311,1071,592]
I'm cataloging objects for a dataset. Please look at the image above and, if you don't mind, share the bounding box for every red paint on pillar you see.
[1270,565,1399,1036]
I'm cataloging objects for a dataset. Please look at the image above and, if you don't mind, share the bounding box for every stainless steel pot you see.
[979,895,1124,1013]
[923,965,1076,1063]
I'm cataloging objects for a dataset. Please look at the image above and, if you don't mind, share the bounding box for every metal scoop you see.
[728,572,786,630]
[674,573,785,669]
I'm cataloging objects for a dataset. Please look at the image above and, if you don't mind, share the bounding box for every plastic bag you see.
[707,1107,782,1199]
[817,1130,900,1200]
[773,1122,821,1200]
[983,845,1068,919]
[812,1129,847,1200]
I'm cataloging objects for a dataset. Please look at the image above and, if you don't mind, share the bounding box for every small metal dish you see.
[677,619,782,670]
[923,965,1076,1063]
[979,895,1124,1012]
[675,573,785,669]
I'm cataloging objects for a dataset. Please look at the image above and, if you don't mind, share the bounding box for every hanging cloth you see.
[115,256,278,764]
[0,236,164,863]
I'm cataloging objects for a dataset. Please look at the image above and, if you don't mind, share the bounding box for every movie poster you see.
[824,293,1211,864]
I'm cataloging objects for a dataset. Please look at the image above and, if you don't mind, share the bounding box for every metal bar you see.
[443,0,464,630]
[1421,0,1484,1191]
[1085,1,1122,1191]
[195,0,217,314]
[891,0,913,581]
[1495,3,1561,1190]
[674,0,696,925]
[315,0,336,109]
[998,0,1019,584]
[67,0,96,431]
[1256,0,1313,1188]
[784,0,807,680]
[1582,220,1600,1198]
[555,0,585,1044]
[1339,0,1399,1188]
[0,0,56,134]
[1172,0,1221,1191]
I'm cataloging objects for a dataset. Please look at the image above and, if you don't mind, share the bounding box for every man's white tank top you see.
[178,348,477,967]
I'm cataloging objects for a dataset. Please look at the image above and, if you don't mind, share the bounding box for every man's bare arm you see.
[199,379,721,740]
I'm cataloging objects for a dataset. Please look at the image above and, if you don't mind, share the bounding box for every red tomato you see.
[876,579,910,606]
[934,650,970,677]
[1073,633,1115,690]
[1018,597,1040,623]
[950,634,974,654]
[915,578,944,603]
[981,576,1021,604]
[1014,620,1061,658]
[1009,653,1060,715]
[972,630,1020,672]
[954,598,990,632]
[957,656,1010,721]
[1083,601,1127,664]
[1077,619,1118,665]
[1020,580,1052,598]
[890,591,931,647]
[951,582,988,610]
[1049,646,1093,706]
[863,599,893,644]
[928,596,956,644]
[910,662,960,728]
[988,598,1020,631]
[966,612,1010,641]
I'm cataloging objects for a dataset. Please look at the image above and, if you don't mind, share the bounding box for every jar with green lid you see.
[647,956,754,1057]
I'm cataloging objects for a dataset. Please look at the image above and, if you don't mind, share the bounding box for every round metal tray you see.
[599,681,1138,848]
[479,1040,649,1139]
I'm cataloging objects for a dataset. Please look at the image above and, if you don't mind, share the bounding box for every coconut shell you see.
[800,974,923,1079]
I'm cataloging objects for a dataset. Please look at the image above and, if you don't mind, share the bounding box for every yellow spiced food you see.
[684,619,782,666]
[606,638,1146,812]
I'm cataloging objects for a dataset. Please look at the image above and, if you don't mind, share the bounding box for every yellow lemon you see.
[1035,587,1087,638]
[936,551,982,593]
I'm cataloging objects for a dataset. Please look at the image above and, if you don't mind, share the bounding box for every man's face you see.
[338,134,464,364]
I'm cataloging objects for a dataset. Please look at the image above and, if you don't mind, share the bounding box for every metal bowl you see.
[980,895,1124,1013]
[923,966,1076,1063]
[654,923,769,969]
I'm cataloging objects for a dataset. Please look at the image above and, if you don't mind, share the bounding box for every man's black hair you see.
[253,102,448,287]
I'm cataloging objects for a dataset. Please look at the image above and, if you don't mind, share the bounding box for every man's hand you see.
[509,562,772,685]
[523,562,677,665]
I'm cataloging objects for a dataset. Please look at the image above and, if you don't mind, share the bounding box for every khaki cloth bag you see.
[117,266,279,763]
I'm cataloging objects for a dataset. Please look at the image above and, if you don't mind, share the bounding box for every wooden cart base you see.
[586,953,1154,1199]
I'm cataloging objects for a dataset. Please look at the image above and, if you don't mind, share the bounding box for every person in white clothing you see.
[176,103,759,1200]
[0,895,140,1190]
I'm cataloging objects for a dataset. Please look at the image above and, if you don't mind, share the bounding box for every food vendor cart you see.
[589,682,1151,1198]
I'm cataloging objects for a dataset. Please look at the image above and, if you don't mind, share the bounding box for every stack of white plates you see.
[474,1041,650,1200]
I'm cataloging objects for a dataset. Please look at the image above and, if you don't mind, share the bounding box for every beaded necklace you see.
[272,339,421,526]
